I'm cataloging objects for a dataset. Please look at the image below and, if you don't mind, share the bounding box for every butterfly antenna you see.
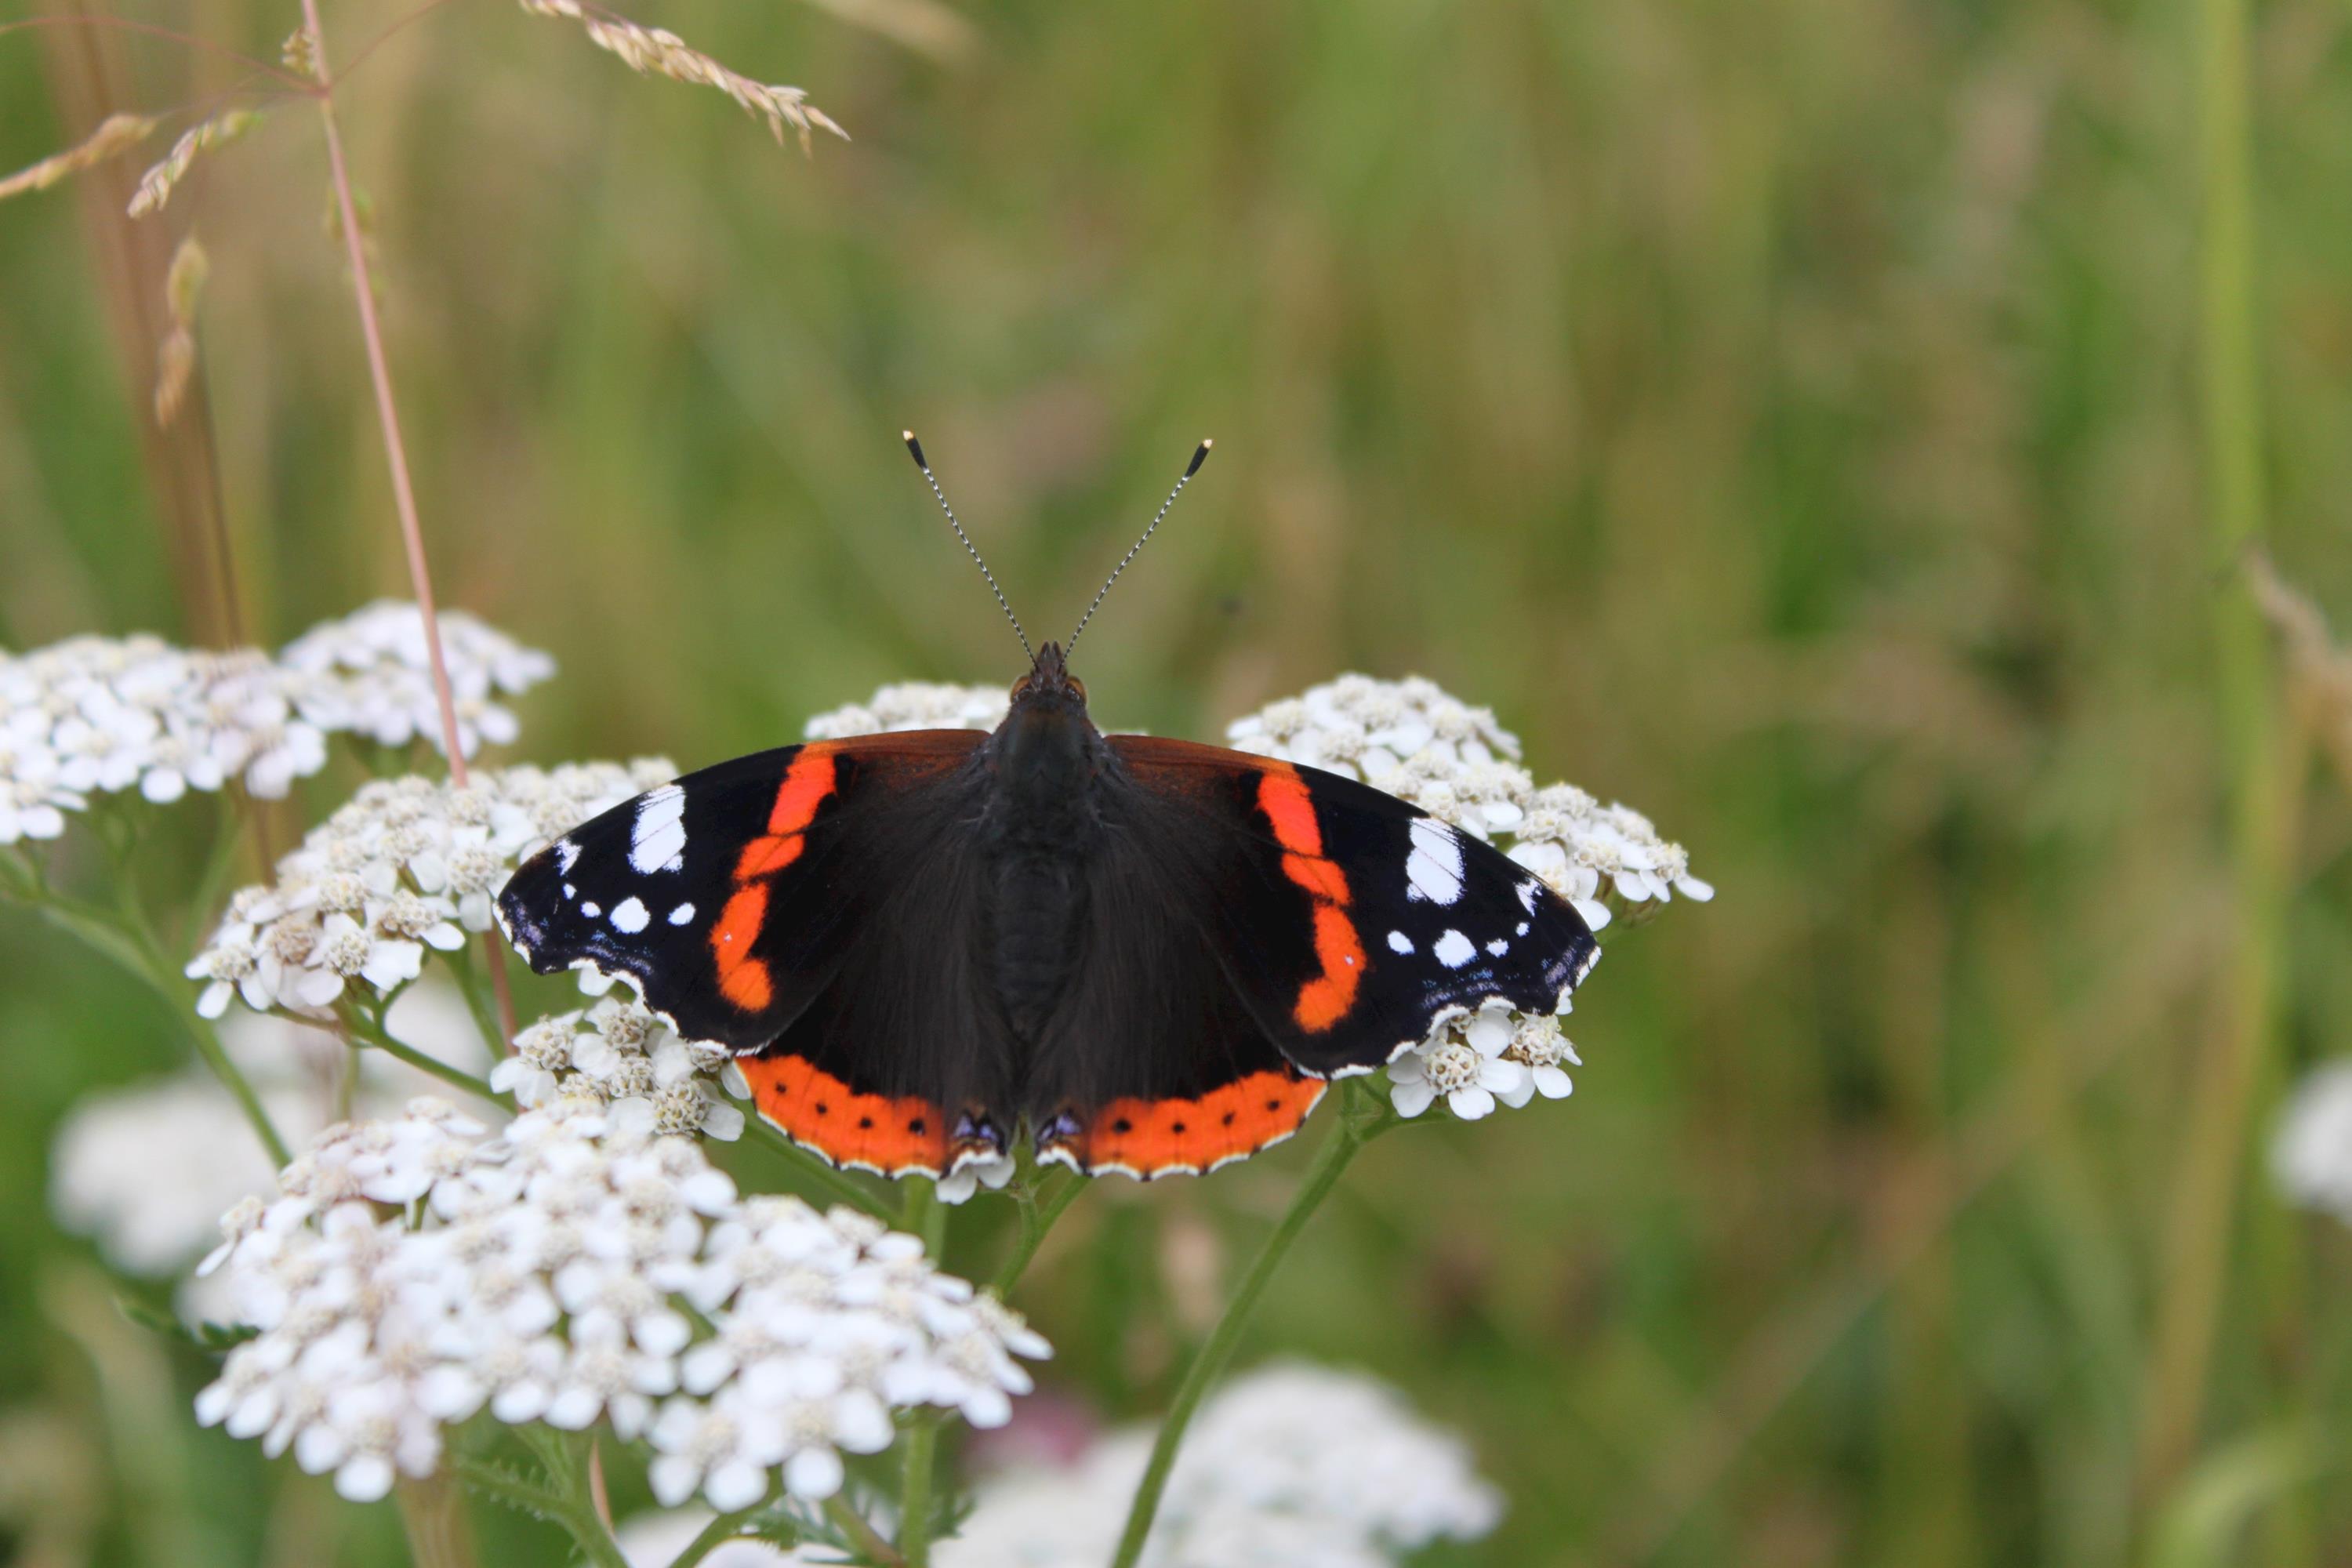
[903,431,1032,662]
[1065,438,1212,655]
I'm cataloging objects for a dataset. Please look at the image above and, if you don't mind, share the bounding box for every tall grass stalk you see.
[2137,0,2286,1497]
[297,0,518,1049]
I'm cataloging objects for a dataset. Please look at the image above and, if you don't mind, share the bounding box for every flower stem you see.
[666,1497,786,1568]
[343,1000,506,1107]
[7,844,294,1166]
[826,1494,904,1566]
[1107,1094,1381,1568]
[509,1428,632,1568]
[898,1415,942,1566]
[991,1170,1084,1295]
[895,1176,945,1564]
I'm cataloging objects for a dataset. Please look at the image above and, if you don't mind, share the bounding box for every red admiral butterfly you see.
[496,437,1599,1181]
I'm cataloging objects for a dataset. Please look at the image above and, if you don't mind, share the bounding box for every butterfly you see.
[496,436,1599,1181]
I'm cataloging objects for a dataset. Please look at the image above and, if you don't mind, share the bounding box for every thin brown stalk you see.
[298,0,519,1048]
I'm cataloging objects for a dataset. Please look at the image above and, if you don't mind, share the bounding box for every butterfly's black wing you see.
[1025,735,1598,1176]
[495,731,1014,1175]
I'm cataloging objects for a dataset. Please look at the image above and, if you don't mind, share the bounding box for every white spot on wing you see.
[581,901,601,918]
[630,784,688,875]
[1406,818,1465,905]
[669,902,696,926]
[610,896,650,934]
[1515,878,1541,913]
[1486,938,1510,956]
[563,884,576,898]
[1515,921,1530,935]
[1433,929,1475,968]
[1387,930,1414,955]
[556,838,581,873]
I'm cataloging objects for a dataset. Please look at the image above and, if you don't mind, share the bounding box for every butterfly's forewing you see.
[1092,737,1598,1076]
[496,731,1010,1175]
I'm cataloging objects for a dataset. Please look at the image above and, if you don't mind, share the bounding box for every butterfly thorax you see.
[978,644,1107,1040]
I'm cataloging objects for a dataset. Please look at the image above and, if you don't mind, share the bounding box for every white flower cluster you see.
[2274,1062,2352,1225]
[1387,1001,1579,1122]
[1229,674,1711,1126]
[1229,673,1712,931]
[0,604,554,845]
[278,600,556,759]
[186,759,672,1018]
[49,986,492,1291]
[920,1363,1499,1568]
[804,681,1010,740]
[194,1100,1049,1506]
[493,995,747,1142]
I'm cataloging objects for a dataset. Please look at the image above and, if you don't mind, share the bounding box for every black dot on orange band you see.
[858,1116,874,1129]
[815,1102,829,1115]
[909,1118,927,1134]
[1224,1112,1236,1125]
[1113,1117,1133,1133]
[1172,1120,1188,1133]
[1265,1098,1280,1111]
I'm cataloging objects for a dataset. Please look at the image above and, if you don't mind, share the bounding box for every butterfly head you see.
[1010,641,1087,715]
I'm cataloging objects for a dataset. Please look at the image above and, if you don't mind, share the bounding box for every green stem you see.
[4,855,293,1167]
[518,1428,632,1568]
[826,1494,904,1566]
[446,943,509,1064]
[895,1177,945,1564]
[1107,1095,1383,1568]
[898,1413,942,1566]
[991,1171,1085,1296]
[343,1000,507,1107]
[666,1498,785,1568]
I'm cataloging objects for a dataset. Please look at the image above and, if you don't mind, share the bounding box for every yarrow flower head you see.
[194,1100,1048,1506]
[278,600,556,759]
[0,604,553,845]
[493,996,747,1142]
[187,759,673,1018]
[803,681,1011,741]
[929,1362,1501,1568]
[2274,1062,2352,1225]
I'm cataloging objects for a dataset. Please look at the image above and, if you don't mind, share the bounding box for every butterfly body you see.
[497,642,1599,1180]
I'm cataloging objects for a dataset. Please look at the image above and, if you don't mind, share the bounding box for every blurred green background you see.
[5,0,2352,1562]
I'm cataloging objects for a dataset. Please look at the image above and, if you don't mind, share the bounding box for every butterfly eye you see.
[1010,673,1033,699]
[1068,677,1087,702]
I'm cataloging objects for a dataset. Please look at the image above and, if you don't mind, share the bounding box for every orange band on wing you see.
[767,746,838,837]
[734,833,805,883]
[1051,1070,1327,1178]
[1258,764,1364,1033]
[1257,768,1324,857]
[740,1052,951,1175]
[1282,852,1352,906]
[707,745,840,1014]
[712,884,774,1009]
